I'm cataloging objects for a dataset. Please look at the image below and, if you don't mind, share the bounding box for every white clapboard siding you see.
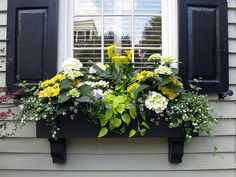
[229,54,236,67]
[0,153,235,171]
[0,0,235,176]
[0,170,235,177]
[0,57,6,71]
[0,0,7,10]
[0,136,234,154]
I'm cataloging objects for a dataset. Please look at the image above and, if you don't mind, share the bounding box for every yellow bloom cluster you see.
[40,74,65,88]
[136,70,154,81]
[127,83,140,93]
[159,76,183,100]
[39,84,61,98]
[39,74,65,99]
[160,86,177,100]
[107,45,132,65]
[169,76,183,88]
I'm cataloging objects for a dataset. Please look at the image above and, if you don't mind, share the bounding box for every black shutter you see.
[6,0,58,91]
[178,0,228,92]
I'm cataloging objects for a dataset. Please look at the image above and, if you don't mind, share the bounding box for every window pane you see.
[134,16,162,48]
[74,49,101,68]
[74,0,102,15]
[104,17,132,47]
[134,48,162,69]
[134,0,161,14]
[104,0,132,15]
[74,17,102,47]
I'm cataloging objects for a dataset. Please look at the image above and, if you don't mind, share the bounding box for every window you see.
[57,0,178,70]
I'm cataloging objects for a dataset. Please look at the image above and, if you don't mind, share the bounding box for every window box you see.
[36,114,198,164]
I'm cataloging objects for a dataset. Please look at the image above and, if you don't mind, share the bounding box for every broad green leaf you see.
[159,76,171,86]
[133,84,150,95]
[167,83,183,93]
[115,82,123,91]
[100,115,108,127]
[142,122,150,129]
[121,113,131,125]
[129,107,137,119]
[105,109,113,119]
[114,118,122,128]
[113,100,120,108]
[76,96,92,102]
[98,127,108,138]
[79,85,92,96]
[120,126,126,134]
[140,112,146,121]
[58,94,70,103]
[107,94,116,100]
[129,129,136,138]
[60,79,72,90]
[116,104,125,114]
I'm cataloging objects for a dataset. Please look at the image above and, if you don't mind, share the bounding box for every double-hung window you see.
[58,0,178,70]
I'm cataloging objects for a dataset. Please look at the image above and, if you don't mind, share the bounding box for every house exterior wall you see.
[0,0,235,176]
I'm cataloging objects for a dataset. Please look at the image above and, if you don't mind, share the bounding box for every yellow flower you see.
[160,86,177,100]
[51,73,65,83]
[125,50,132,61]
[38,86,61,99]
[107,44,116,59]
[40,80,53,88]
[127,83,140,93]
[136,70,154,81]
[136,73,145,81]
[169,76,183,88]
[120,55,128,64]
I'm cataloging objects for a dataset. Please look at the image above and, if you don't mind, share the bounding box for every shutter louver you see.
[178,0,229,93]
[6,0,58,91]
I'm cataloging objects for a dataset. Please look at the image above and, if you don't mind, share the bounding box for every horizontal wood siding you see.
[0,0,235,176]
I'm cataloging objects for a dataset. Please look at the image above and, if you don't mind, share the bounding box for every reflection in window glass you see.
[73,0,162,68]
[134,0,161,14]
[104,0,132,14]
[104,17,132,47]
[134,16,162,48]
[74,0,102,15]
[74,17,102,48]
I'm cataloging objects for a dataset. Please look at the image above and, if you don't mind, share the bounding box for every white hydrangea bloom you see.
[148,53,161,62]
[89,62,106,74]
[67,70,84,80]
[145,91,168,113]
[161,56,175,65]
[154,65,172,75]
[62,58,83,74]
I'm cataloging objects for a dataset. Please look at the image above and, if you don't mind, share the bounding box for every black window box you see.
[36,114,198,164]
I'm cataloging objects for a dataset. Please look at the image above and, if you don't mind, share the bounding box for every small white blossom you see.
[154,65,172,75]
[145,91,168,113]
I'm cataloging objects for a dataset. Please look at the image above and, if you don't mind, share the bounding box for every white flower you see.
[161,56,175,65]
[93,89,104,99]
[82,80,109,88]
[154,65,172,75]
[62,58,83,74]
[67,70,83,80]
[89,62,106,74]
[145,91,168,113]
[103,89,113,96]
[148,53,161,62]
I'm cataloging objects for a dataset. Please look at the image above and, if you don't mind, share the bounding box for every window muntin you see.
[73,0,162,68]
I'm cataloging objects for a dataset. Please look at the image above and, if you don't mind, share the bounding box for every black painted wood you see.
[178,0,228,93]
[49,138,66,164]
[36,113,198,164]
[6,0,58,91]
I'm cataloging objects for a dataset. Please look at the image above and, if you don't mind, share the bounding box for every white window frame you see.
[57,0,178,71]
